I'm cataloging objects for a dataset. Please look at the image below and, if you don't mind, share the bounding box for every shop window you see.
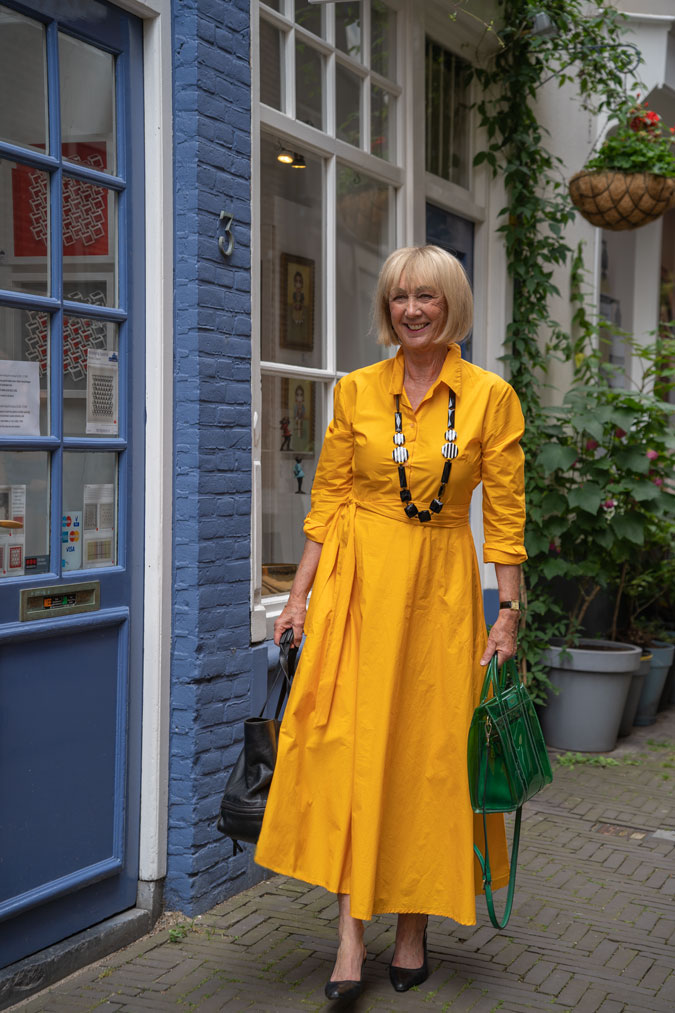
[260,18,284,111]
[255,1,401,618]
[425,38,470,188]
[260,136,323,369]
[336,165,394,374]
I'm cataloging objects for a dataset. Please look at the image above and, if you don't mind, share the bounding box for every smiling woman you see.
[256,244,527,1002]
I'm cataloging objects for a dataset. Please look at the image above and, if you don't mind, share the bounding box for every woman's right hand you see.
[273,596,307,647]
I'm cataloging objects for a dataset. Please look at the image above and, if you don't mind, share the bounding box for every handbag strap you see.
[474,729,522,929]
[473,653,523,929]
[259,628,298,721]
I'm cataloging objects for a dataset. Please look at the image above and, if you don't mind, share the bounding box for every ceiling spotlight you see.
[291,153,306,169]
[277,147,293,164]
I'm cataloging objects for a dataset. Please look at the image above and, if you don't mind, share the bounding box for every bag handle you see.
[258,628,298,721]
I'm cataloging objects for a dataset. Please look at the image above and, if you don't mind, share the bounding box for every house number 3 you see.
[218,211,234,257]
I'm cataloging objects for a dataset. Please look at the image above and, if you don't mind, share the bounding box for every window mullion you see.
[325,153,336,378]
[286,23,295,119]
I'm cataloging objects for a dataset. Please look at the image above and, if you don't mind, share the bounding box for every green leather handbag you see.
[467,654,553,928]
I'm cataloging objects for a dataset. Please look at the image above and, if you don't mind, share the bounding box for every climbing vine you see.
[464,0,641,689]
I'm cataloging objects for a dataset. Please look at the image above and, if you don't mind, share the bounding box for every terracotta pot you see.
[568,170,675,231]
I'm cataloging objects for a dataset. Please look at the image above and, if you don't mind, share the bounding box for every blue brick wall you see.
[168,0,260,915]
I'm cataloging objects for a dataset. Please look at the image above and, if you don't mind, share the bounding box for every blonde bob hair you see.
[375,245,473,347]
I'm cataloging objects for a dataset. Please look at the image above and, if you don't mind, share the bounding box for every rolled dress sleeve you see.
[481,380,527,565]
[303,379,354,543]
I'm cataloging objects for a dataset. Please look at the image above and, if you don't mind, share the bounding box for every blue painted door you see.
[426,203,474,361]
[0,0,145,967]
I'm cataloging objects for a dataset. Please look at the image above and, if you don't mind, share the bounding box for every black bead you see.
[441,460,452,484]
[429,498,443,513]
[418,510,431,523]
[404,502,418,518]
[400,489,411,502]
[398,466,407,488]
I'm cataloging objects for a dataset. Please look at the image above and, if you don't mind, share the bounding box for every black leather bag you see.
[217,628,297,855]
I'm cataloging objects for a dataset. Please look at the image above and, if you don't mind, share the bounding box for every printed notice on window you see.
[82,483,115,568]
[86,349,118,436]
[0,361,40,436]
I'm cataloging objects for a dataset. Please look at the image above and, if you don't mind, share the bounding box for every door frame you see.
[108,0,173,890]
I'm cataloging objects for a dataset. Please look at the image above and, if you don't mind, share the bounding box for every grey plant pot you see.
[618,653,651,738]
[540,639,641,752]
[634,640,675,726]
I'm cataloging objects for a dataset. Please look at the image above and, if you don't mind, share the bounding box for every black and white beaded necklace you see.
[392,389,458,522]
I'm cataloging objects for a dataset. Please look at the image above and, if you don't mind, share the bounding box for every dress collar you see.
[387,342,463,397]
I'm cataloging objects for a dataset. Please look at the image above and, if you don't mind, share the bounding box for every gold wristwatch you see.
[499,600,521,611]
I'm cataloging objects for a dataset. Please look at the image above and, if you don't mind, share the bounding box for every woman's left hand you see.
[479,610,519,666]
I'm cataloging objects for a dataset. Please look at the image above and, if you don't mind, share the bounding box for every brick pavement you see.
[11,711,675,1013]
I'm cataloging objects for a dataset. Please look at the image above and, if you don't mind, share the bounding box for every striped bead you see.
[393,432,406,445]
[441,442,459,460]
[445,429,456,442]
[392,446,409,464]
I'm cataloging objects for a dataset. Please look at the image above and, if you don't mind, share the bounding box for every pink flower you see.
[653,477,664,487]
[548,541,561,555]
[586,438,599,451]
[646,449,659,461]
[603,499,616,510]
[614,427,626,438]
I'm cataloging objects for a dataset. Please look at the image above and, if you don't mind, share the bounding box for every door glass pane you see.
[336,65,361,147]
[59,33,116,177]
[371,85,395,161]
[261,0,281,10]
[371,1,396,80]
[0,160,50,296]
[0,8,47,153]
[425,39,470,188]
[262,374,322,595]
[296,41,323,130]
[0,451,50,579]
[336,165,394,373]
[62,177,117,306]
[260,18,284,111]
[63,318,118,437]
[295,0,322,38]
[62,452,117,570]
[260,136,323,369]
[336,3,361,61]
[0,306,49,436]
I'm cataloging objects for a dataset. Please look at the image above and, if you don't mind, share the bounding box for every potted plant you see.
[569,97,675,230]
[523,332,675,751]
[610,526,675,726]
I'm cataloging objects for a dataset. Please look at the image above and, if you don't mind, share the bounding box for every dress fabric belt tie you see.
[307,500,357,728]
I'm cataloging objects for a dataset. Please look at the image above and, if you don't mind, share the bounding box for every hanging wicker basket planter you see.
[568,170,675,231]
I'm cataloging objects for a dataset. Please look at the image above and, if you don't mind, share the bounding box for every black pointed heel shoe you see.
[389,928,428,993]
[324,951,366,1001]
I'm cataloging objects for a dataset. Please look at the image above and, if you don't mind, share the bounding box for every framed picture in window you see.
[280,253,314,351]
[281,377,315,455]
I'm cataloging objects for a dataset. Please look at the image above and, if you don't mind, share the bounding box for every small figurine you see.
[280,416,291,451]
[294,384,306,441]
[294,456,304,494]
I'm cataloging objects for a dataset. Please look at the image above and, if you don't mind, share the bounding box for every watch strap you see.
[499,600,521,611]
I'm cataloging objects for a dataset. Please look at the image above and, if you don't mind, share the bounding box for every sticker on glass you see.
[82,483,115,568]
[86,348,118,435]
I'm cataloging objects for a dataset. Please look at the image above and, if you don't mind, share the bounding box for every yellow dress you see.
[255,343,527,924]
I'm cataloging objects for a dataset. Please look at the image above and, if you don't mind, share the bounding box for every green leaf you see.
[611,511,645,545]
[541,491,567,515]
[536,444,577,474]
[614,448,651,474]
[525,530,550,557]
[631,480,662,503]
[568,483,604,514]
